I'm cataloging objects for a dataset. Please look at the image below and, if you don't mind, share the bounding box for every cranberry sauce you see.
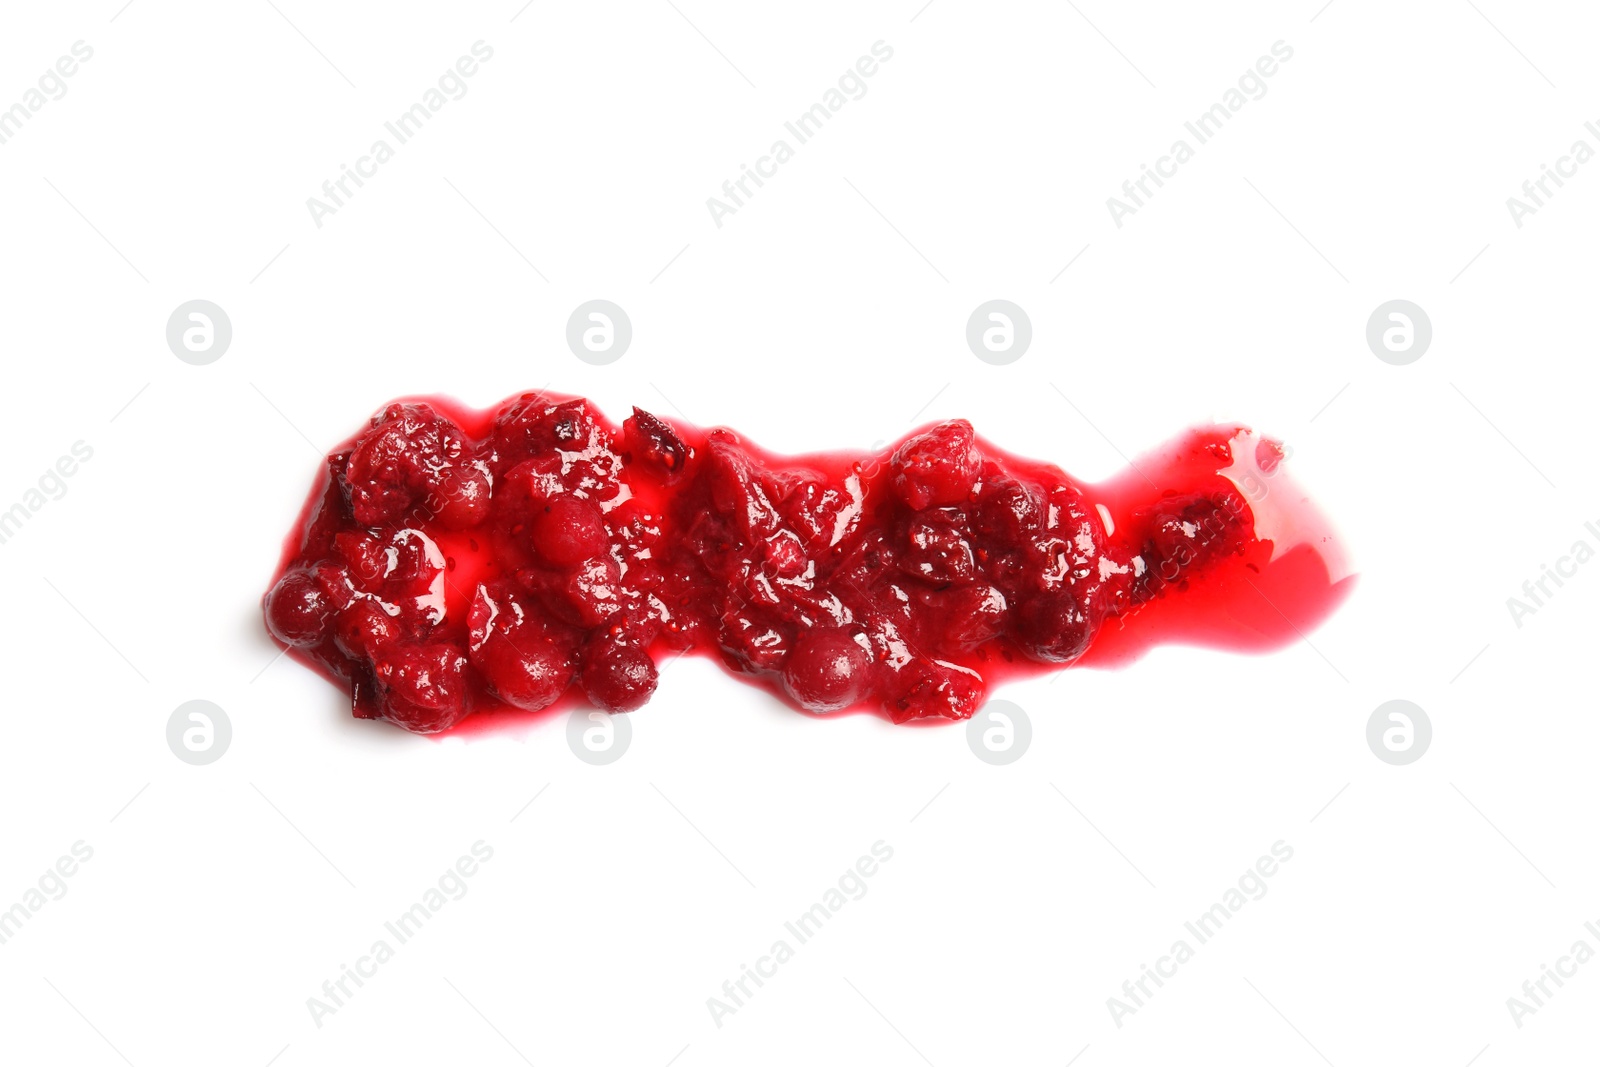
[263,392,1353,734]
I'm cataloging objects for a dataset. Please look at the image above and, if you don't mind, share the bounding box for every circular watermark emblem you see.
[566,300,632,365]
[567,707,632,765]
[966,300,1031,365]
[1366,699,1431,766]
[1365,300,1431,365]
[166,700,232,766]
[966,699,1031,765]
[166,300,232,365]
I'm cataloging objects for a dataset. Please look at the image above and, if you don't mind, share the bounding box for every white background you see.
[0,1,1595,1064]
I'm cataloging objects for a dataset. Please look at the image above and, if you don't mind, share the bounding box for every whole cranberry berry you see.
[475,634,573,712]
[889,420,981,510]
[494,396,604,465]
[563,555,625,627]
[704,438,782,540]
[344,403,473,527]
[372,643,472,733]
[467,583,575,711]
[333,530,390,589]
[533,495,610,567]
[430,461,494,531]
[580,640,658,713]
[782,628,871,713]
[333,599,402,661]
[265,568,334,647]
[976,473,1045,543]
[1013,591,1096,664]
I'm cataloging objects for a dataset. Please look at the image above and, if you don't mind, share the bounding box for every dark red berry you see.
[1013,591,1096,664]
[580,640,658,712]
[333,530,389,589]
[265,568,333,646]
[494,396,606,465]
[533,495,609,567]
[467,583,575,712]
[431,461,494,530]
[332,599,402,661]
[782,627,870,713]
[372,643,472,733]
[345,403,474,527]
[889,420,980,510]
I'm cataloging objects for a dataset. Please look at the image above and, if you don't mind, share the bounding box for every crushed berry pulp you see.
[263,392,1353,734]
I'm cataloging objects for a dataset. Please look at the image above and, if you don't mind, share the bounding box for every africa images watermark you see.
[1106,40,1295,229]
[1505,120,1600,229]
[305,840,494,1028]
[705,40,895,229]
[0,41,95,148]
[0,841,94,948]
[0,440,94,548]
[1504,518,1600,628]
[305,41,495,229]
[1504,918,1600,1029]
[705,840,895,1028]
[1106,840,1294,1028]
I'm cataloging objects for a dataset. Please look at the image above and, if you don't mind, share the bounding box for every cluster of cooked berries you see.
[264,393,1255,734]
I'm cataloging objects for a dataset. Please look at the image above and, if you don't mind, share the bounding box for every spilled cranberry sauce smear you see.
[264,393,1353,735]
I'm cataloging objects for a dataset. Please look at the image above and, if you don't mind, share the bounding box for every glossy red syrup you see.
[263,392,1353,734]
